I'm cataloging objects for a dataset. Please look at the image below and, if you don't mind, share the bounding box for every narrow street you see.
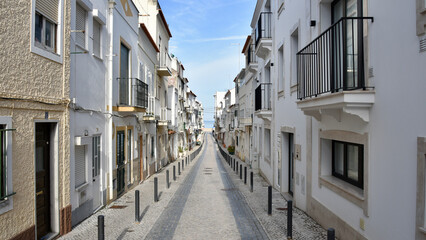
[61,132,326,239]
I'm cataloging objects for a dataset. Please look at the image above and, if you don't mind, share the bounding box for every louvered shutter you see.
[93,20,101,57]
[76,4,86,47]
[75,146,86,188]
[36,0,58,23]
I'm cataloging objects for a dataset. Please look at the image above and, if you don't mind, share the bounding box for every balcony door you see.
[120,43,130,105]
[331,0,362,91]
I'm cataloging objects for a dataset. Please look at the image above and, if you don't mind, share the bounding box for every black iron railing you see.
[247,44,257,65]
[297,17,374,100]
[255,83,272,111]
[255,12,272,47]
[118,78,148,108]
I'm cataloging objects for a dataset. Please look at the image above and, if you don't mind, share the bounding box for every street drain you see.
[221,188,237,191]
[110,205,127,209]
[204,173,212,175]
[276,207,287,211]
[127,229,134,232]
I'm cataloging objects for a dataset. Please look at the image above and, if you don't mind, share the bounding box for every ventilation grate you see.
[420,38,426,52]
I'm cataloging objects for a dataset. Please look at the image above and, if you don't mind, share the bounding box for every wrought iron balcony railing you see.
[297,17,374,100]
[255,83,272,111]
[255,12,272,47]
[118,78,148,108]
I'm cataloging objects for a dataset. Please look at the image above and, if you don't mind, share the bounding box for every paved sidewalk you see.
[216,142,328,240]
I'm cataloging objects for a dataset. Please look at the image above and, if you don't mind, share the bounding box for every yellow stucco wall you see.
[0,0,71,238]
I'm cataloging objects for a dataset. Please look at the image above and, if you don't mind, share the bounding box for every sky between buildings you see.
[160,0,256,122]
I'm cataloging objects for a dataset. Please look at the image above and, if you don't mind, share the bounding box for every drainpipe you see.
[107,0,115,201]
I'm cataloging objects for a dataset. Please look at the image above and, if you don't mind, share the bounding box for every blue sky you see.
[160,0,256,122]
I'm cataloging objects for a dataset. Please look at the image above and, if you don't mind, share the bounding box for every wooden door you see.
[116,130,125,196]
[35,123,51,239]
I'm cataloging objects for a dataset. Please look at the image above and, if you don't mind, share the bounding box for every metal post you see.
[98,215,104,240]
[173,165,176,181]
[154,177,158,202]
[166,170,169,189]
[244,166,247,184]
[236,161,239,174]
[268,186,272,215]
[178,162,181,175]
[240,164,242,179]
[327,228,335,240]
[135,190,140,222]
[250,172,254,192]
[287,200,293,239]
[233,159,236,172]
[182,159,184,171]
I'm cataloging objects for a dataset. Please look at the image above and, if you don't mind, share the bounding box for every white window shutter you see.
[36,0,59,23]
[139,62,145,82]
[76,4,86,47]
[75,145,86,188]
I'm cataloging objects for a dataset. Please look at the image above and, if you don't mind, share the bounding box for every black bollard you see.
[287,200,293,239]
[98,215,104,240]
[268,186,272,215]
[327,228,335,240]
[135,190,140,222]
[166,170,170,189]
[182,159,184,171]
[173,165,176,181]
[236,162,239,174]
[244,166,247,184]
[178,162,181,175]
[154,177,158,202]
[250,172,254,192]
[240,164,242,179]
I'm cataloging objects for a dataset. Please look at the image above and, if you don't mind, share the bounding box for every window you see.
[93,20,101,57]
[35,12,57,53]
[290,29,299,87]
[32,0,62,62]
[120,43,130,105]
[332,140,363,188]
[278,45,284,92]
[0,117,13,213]
[75,145,87,188]
[264,128,271,161]
[92,136,100,177]
[139,62,145,82]
[75,3,87,48]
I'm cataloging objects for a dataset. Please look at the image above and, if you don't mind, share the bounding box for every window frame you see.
[92,135,101,178]
[31,0,63,63]
[332,140,364,189]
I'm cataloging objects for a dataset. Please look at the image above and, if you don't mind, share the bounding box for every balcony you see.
[157,107,169,126]
[247,44,258,74]
[158,52,172,77]
[254,83,272,121]
[255,12,272,59]
[296,17,374,122]
[239,108,253,127]
[114,78,148,113]
[143,96,156,121]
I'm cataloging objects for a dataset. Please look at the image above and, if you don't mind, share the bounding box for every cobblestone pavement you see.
[60,133,327,239]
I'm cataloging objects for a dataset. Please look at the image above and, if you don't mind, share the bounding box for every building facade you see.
[0,0,72,238]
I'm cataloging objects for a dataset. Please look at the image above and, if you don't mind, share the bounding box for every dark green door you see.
[117,130,125,196]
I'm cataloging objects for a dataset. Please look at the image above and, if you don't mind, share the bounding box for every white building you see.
[69,0,108,226]
[244,0,426,239]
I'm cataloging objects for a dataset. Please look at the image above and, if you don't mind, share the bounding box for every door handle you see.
[36,191,43,196]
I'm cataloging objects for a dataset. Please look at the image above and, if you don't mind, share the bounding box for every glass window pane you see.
[333,142,344,175]
[347,144,359,181]
[45,20,52,47]
[35,13,43,43]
